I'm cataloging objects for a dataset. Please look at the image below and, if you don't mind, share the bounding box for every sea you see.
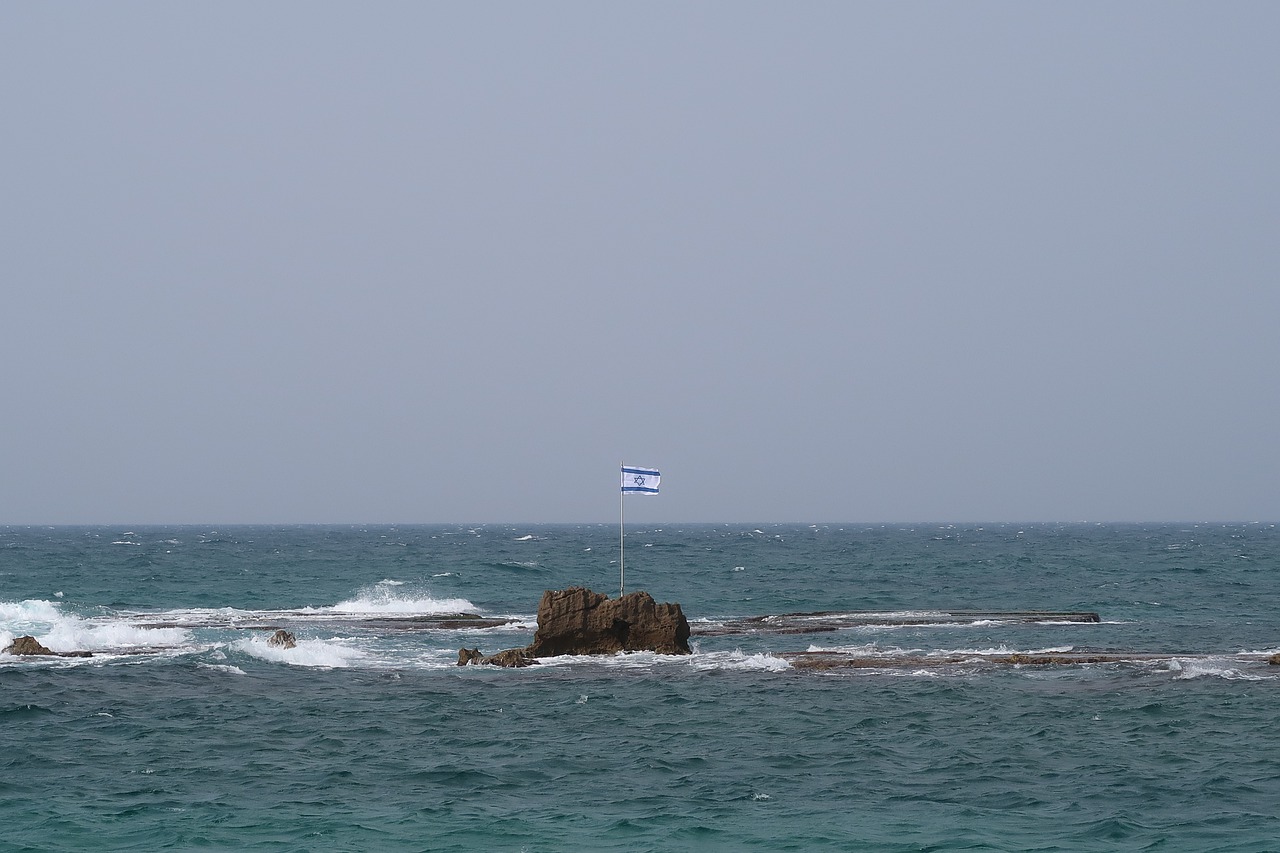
[3,522,1279,852]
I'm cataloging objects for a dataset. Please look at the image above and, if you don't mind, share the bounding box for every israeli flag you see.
[621,466,660,495]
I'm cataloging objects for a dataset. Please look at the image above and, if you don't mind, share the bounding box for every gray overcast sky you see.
[3,3,1277,524]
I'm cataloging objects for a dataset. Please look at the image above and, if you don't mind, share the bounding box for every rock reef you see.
[459,587,690,667]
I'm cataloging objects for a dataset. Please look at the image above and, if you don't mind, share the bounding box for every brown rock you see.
[457,647,537,667]
[3,635,58,656]
[1269,653,1280,666]
[526,587,690,657]
[483,648,536,667]
[267,630,297,649]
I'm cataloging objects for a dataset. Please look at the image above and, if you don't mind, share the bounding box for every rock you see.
[3,635,58,656]
[526,587,691,657]
[1269,653,1280,666]
[484,648,536,668]
[457,647,537,668]
[267,630,297,649]
[1,636,92,658]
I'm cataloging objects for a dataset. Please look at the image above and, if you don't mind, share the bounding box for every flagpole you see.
[619,462,625,598]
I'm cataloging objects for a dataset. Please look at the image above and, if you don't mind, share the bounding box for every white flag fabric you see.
[621,466,660,495]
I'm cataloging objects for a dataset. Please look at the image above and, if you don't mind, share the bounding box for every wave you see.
[688,650,792,672]
[1167,657,1275,681]
[484,560,544,571]
[235,635,365,669]
[2,598,191,655]
[325,586,475,616]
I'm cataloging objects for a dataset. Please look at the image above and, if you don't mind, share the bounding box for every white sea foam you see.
[236,636,364,668]
[1168,658,1272,681]
[40,619,190,653]
[689,650,791,672]
[325,588,475,616]
[198,663,246,675]
[1,598,65,629]
[530,649,791,673]
[1,598,190,653]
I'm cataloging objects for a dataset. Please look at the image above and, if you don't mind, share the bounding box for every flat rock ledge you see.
[459,587,691,667]
[783,650,1280,671]
[3,635,93,658]
[694,610,1102,637]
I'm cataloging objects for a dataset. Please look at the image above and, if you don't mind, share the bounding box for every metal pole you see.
[619,463,625,598]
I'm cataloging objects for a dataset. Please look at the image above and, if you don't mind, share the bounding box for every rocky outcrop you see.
[267,630,297,649]
[4,636,57,656]
[1269,653,1280,666]
[457,587,690,666]
[3,635,93,658]
[457,646,536,668]
[526,587,690,657]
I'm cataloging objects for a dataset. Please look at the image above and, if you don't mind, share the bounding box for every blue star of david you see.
[632,474,646,487]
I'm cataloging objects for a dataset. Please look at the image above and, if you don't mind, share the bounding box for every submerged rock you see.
[526,587,690,657]
[2,635,92,658]
[267,629,297,649]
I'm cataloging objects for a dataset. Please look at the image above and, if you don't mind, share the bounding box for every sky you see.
[3,3,1278,524]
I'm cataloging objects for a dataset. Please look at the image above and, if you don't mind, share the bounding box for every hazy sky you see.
[4,3,1277,524]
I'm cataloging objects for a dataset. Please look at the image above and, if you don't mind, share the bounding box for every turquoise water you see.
[4,523,1279,851]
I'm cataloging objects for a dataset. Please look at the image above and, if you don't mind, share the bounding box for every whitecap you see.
[40,618,190,653]
[198,663,246,675]
[1168,658,1271,681]
[325,590,476,616]
[2,599,190,654]
[236,636,364,669]
[689,650,791,672]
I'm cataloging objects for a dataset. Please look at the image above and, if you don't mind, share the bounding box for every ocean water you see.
[3,523,1279,851]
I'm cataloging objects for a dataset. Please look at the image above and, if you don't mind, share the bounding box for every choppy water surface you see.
[3,523,1279,850]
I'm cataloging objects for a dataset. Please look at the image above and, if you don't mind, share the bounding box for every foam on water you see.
[689,650,792,672]
[1167,657,1275,681]
[1,598,191,654]
[40,618,190,653]
[325,586,475,616]
[198,663,247,675]
[235,635,366,668]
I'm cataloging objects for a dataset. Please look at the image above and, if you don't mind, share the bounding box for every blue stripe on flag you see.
[622,467,659,477]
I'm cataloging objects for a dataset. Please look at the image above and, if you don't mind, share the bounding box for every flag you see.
[621,465,660,495]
